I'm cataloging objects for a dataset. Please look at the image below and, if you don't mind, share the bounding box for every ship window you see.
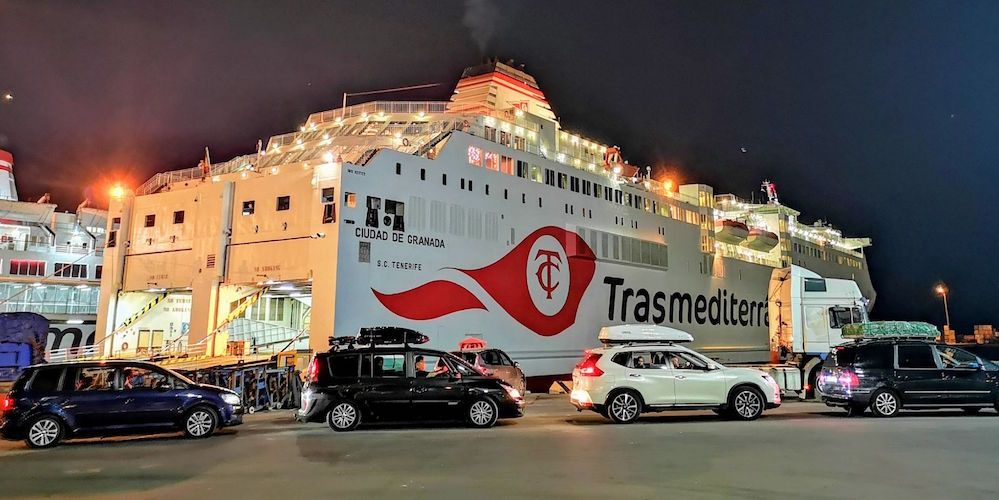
[467,146,482,166]
[55,263,87,278]
[583,180,591,196]
[558,173,567,189]
[461,178,466,190]
[485,185,490,196]
[107,231,117,248]
[242,201,255,215]
[521,193,526,204]
[9,259,45,276]
[500,155,514,175]
[95,265,103,280]
[321,187,335,204]
[484,151,499,171]
[516,160,528,178]
[344,193,356,208]
[442,174,447,186]
[468,181,473,192]
[276,196,291,211]
[173,211,185,224]
[420,168,426,181]
[504,189,508,200]
[323,204,335,224]
[395,162,401,175]
[144,214,156,227]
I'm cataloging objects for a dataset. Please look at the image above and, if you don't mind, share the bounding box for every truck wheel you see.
[869,389,900,418]
[607,390,642,424]
[729,386,765,420]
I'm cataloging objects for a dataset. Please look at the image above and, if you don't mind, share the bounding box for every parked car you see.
[819,338,999,417]
[0,360,243,448]
[570,325,781,423]
[298,338,524,431]
[451,345,527,395]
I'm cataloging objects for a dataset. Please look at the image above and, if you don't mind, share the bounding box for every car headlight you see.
[502,384,522,400]
[221,393,241,406]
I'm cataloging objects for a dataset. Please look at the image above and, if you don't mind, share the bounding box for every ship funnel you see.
[0,149,17,201]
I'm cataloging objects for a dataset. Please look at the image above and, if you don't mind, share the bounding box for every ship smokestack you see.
[0,149,17,201]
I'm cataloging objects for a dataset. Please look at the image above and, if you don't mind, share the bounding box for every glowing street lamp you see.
[109,183,127,200]
[935,283,951,331]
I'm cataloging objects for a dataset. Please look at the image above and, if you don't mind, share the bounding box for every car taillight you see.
[306,358,319,383]
[839,371,859,388]
[0,395,13,412]
[576,353,604,377]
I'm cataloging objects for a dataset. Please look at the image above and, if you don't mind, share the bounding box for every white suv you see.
[570,326,781,423]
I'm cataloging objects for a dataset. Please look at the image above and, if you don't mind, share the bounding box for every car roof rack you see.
[598,324,694,346]
[329,326,430,351]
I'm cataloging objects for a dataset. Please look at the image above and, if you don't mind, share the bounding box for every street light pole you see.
[935,284,951,338]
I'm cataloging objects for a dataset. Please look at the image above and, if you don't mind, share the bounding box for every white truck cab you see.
[763,266,870,396]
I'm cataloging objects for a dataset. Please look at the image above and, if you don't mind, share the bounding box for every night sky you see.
[1,1,997,330]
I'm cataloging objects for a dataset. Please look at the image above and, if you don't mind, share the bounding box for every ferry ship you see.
[0,149,107,355]
[94,60,875,380]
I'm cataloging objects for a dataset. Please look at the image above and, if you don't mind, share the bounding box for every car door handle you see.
[675,375,686,380]
[629,374,642,378]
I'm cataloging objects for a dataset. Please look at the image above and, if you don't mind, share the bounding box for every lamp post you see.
[935,284,951,333]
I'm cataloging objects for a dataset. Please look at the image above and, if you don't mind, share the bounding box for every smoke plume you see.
[463,0,499,53]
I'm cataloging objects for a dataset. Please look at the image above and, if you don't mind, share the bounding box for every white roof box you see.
[598,324,694,345]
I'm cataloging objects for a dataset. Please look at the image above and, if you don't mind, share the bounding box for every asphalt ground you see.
[1,396,998,499]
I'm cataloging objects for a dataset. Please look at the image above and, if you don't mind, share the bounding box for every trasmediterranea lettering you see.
[603,277,768,327]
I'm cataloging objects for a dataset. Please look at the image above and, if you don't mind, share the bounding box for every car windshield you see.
[159,366,196,386]
[452,351,478,365]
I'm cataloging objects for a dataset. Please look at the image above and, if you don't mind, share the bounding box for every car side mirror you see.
[968,362,982,371]
[707,363,720,371]
[451,372,462,381]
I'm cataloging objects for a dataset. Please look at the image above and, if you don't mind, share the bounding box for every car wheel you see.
[869,389,900,418]
[607,390,642,424]
[845,405,865,417]
[730,386,765,420]
[326,400,361,432]
[183,406,219,438]
[466,397,499,428]
[962,407,982,415]
[25,415,64,449]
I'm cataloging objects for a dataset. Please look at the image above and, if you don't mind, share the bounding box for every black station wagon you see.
[819,339,999,417]
[297,331,524,431]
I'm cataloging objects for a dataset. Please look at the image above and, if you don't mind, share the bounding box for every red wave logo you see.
[371,226,596,336]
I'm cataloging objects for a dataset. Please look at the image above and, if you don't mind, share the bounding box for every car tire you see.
[869,389,901,418]
[729,386,766,420]
[326,400,361,432]
[24,415,65,449]
[607,390,643,424]
[962,407,982,415]
[183,406,219,439]
[466,397,499,428]
[845,405,866,417]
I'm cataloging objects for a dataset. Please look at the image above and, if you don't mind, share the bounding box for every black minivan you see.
[819,339,999,417]
[1,360,243,448]
[297,345,524,431]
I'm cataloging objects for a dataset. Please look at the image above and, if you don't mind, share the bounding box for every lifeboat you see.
[714,219,749,244]
[743,227,780,251]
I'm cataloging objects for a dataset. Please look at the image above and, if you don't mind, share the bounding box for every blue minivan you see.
[0,360,243,448]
